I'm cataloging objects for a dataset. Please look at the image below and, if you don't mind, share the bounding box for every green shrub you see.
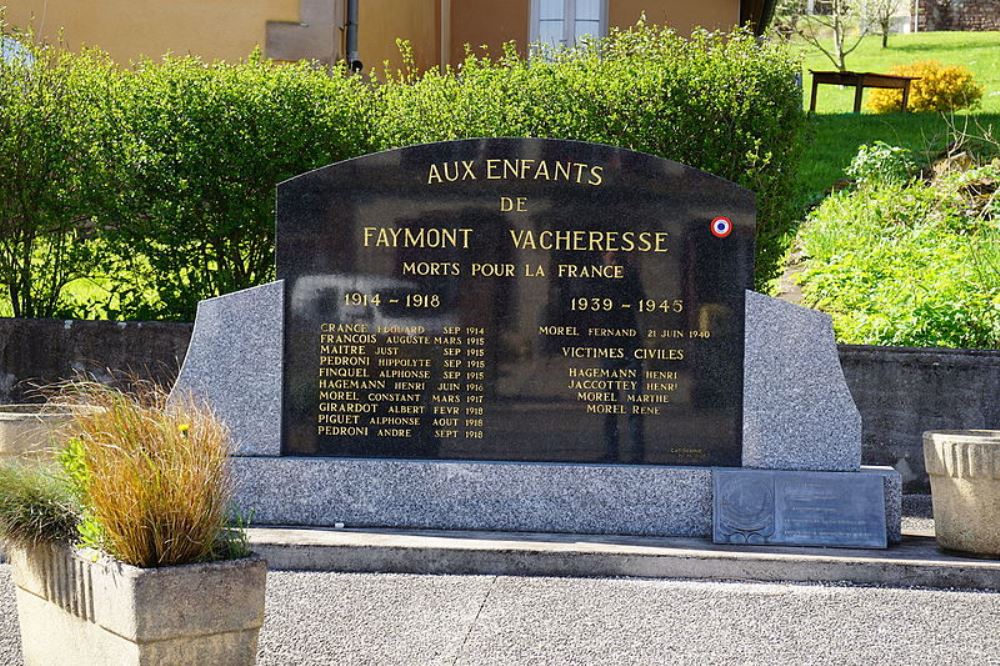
[0,464,79,548]
[2,22,803,318]
[0,19,119,318]
[867,61,983,114]
[97,52,374,320]
[845,142,917,189]
[375,24,805,289]
[795,160,1000,349]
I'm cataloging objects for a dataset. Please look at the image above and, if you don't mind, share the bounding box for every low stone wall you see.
[839,345,1000,493]
[0,318,996,491]
[0,318,192,402]
[917,0,1000,31]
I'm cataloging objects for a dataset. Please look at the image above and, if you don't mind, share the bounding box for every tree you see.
[868,0,902,48]
[793,0,869,71]
[771,0,808,40]
[0,22,118,318]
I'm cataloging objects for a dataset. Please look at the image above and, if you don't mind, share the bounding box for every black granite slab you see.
[277,138,754,465]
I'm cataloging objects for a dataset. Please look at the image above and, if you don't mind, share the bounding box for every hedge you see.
[0,35,119,318]
[101,52,373,320]
[376,25,805,289]
[0,21,803,320]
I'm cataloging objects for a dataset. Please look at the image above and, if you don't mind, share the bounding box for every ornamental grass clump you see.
[0,464,78,548]
[58,383,243,568]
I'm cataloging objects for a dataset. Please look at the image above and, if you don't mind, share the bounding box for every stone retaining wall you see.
[0,318,996,491]
[839,345,1000,492]
[0,318,192,402]
[917,0,1000,32]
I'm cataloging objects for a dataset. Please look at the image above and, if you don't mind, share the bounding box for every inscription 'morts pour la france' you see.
[277,138,755,465]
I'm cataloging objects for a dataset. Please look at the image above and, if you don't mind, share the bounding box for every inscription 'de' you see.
[277,138,755,465]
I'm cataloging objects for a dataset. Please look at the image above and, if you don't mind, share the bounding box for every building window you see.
[1,36,33,65]
[530,0,608,49]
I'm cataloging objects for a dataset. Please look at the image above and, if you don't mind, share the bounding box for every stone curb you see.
[248,526,1000,591]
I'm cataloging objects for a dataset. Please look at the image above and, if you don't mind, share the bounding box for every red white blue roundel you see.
[711,216,733,238]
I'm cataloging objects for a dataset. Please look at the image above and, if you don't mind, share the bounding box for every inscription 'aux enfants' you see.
[361,158,669,254]
[426,158,604,186]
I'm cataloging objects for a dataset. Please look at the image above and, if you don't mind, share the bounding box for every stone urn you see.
[9,544,267,665]
[924,430,1000,557]
[0,404,78,460]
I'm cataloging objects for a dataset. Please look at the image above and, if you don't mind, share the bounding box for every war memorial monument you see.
[173,138,901,548]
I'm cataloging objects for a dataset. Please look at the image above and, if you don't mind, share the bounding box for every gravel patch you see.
[0,567,21,664]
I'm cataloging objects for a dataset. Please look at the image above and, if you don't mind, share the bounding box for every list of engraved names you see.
[317,323,487,441]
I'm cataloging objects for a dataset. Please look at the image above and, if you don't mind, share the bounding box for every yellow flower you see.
[178,423,190,434]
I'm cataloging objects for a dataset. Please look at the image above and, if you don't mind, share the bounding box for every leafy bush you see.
[2,22,803,317]
[0,464,79,548]
[845,141,916,188]
[0,20,119,317]
[95,52,374,320]
[375,24,805,289]
[867,60,983,113]
[58,384,243,567]
[795,157,999,349]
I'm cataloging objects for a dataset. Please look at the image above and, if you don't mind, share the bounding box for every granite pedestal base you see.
[232,457,901,542]
[176,281,901,544]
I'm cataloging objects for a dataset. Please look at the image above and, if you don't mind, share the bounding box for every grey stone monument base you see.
[175,281,901,545]
[232,457,902,542]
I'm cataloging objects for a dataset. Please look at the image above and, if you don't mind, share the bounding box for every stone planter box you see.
[0,404,77,460]
[924,430,1000,557]
[9,544,267,665]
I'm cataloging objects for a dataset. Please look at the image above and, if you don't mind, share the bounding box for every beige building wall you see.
[610,0,740,35]
[4,0,300,63]
[449,0,530,65]
[4,0,743,71]
[359,0,439,74]
[444,0,739,67]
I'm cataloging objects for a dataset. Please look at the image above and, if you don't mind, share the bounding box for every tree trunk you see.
[834,13,846,71]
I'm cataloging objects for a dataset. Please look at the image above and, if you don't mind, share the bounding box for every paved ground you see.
[3,498,995,665]
[2,565,1000,665]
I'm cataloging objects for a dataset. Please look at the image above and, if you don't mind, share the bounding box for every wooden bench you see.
[809,70,921,113]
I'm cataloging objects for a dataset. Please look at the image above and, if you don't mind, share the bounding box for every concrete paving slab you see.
[248,525,1000,591]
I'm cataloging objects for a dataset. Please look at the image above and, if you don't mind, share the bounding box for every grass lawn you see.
[793,31,1000,203]
[797,31,1000,114]
[798,111,1000,206]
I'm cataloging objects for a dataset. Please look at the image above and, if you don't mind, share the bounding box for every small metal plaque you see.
[712,469,887,549]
